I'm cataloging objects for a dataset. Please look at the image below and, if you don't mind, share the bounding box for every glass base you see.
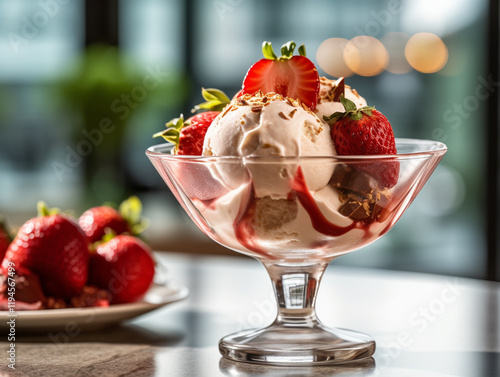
[219,322,375,366]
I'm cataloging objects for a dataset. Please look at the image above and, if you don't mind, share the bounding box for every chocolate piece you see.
[338,189,388,223]
[331,165,390,223]
[331,77,345,101]
[331,165,375,193]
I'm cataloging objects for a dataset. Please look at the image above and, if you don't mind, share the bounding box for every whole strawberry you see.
[155,88,230,155]
[0,216,13,261]
[88,235,155,304]
[1,202,89,299]
[79,196,148,243]
[242,41,320,109]
[325,95,399,188]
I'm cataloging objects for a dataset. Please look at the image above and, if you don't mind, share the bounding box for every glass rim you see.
[146,138,447,162]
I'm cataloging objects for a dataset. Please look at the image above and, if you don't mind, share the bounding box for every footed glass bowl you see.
[147,138,446,366]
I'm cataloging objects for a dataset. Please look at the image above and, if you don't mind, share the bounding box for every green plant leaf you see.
[153,115,185,147]
[280,41,296,59]
[298,44,306,57]
[193,88,230,112]
[323,112,345,123]
[119,196,142,226]
[118,196,149,235]
[339,95,357,113]
[262,41,277,60]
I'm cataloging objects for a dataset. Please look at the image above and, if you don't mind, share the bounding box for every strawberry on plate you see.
[88,235,155,304]
[242,41,320,110]
[1,202,89,299]
[155,88,230,155]
[79,196,148,243]
[325,95,399,188]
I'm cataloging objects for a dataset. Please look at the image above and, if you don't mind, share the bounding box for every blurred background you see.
[0,0,498,280]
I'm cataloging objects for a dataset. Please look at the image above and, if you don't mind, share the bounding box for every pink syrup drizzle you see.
[232,167,377,258]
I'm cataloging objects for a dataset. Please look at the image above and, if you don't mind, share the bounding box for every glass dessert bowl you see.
[147,138,446,366]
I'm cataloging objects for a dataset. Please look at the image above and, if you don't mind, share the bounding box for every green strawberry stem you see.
[323,94,375,123]
[89,229,116,253]
[192,88,230,112]
[119,196,149,235]
[153,115,185,148]
[262,41,307,61]
[37,201,60,217]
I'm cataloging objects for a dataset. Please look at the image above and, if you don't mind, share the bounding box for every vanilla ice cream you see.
[203,92,336,198]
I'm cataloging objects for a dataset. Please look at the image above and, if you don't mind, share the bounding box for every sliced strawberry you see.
[242,41,320,109]
[325,95,399,188]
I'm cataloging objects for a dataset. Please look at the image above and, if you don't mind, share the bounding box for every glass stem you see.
[263,261,330,327]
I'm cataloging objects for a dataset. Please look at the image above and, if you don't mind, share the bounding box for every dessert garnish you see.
[325,95,399,188]
[242,41,320,109]
[154,88,230,155]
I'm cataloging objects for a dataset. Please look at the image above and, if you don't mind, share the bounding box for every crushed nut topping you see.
[278,111,289,120]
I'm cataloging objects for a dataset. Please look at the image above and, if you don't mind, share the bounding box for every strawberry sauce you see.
[233,184,273,259]
[232,167,374,258]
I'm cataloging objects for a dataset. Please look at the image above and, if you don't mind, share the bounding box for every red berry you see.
[79,196,147,243]
[88,235,155,304]
[242,41,319,109]
[79,206,130,243]
[154,111,220,156]
[177,111,220,155]
[327,96,399,188]
[1,207,89,299]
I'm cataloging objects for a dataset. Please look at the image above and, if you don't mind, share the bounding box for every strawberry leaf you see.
[298,44,306,57]
[153,115,185,147]
[340,95,357,113]
[262,41,278,60]
[323,112,345,123]
[119,196,142,227]
[324,94,376,123]
[280,41,296,59]
[193,88,230,112]
[37,201,60,217]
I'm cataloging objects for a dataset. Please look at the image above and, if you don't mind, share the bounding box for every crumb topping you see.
[233,91,318,118]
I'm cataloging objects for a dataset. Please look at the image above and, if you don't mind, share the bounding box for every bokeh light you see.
[316,38,353,78]
[381,32,412,75]
[404,33,448,73]
[343,36,388,77]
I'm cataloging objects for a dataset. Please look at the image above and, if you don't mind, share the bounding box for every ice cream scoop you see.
[203,92,336,198]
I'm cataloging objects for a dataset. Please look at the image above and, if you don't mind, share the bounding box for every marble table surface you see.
[2,252,499,377]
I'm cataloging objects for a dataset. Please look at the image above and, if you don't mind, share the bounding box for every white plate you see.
[0,283,188,333]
